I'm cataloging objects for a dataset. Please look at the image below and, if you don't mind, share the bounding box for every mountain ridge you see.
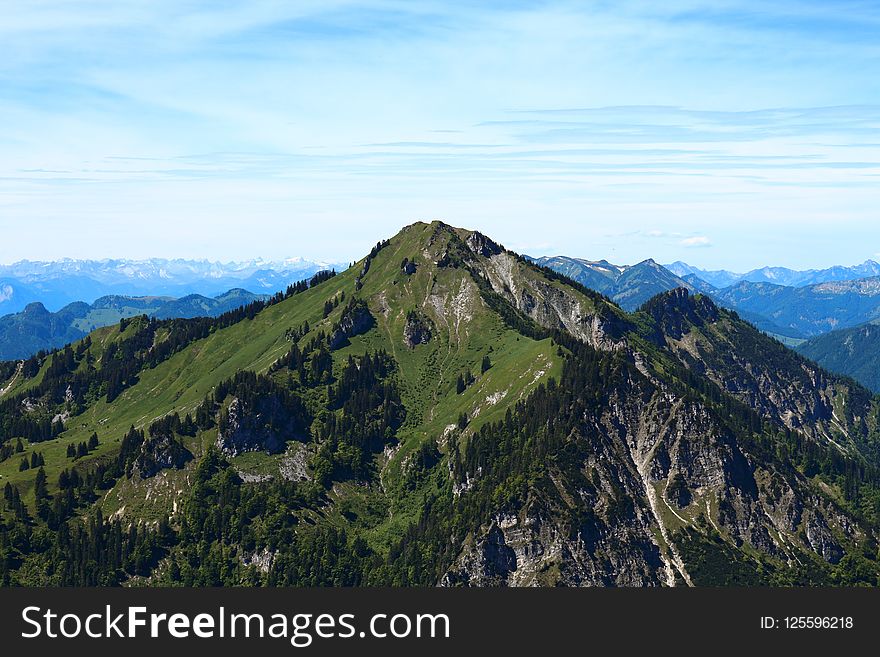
[1,221,879,587]
[666,259,880,289]
[528,255,695,311]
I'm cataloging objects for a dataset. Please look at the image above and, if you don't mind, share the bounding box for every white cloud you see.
[680,236,712,248]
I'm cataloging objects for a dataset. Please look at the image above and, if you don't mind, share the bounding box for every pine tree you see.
[19,457,29,472]
[481,355,492,373]
[34,467,48,501]
[88,432,99,450]
[67,444,76,458]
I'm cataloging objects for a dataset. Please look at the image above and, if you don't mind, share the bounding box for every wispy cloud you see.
[0,1,877,268]
[680,236,713,248]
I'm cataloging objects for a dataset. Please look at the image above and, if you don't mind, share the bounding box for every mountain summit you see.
[1,221,879,587]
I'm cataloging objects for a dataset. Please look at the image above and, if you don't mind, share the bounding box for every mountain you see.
[530,256,695,311]
[531,256,805,343]
[797,320,880,392]
[711,277,880,338]
[0,289,268,361]
[0,257,341,315]
[667,260,880,289]
[1,221,880,588]
[665,262,741,289]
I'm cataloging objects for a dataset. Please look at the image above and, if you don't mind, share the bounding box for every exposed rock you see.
[241,548,275,574]
[21,397,39,413]
[442,524,517,586]
[401,258,417,275]
[52,410,70,425]
[329,299,375,350]
[403,310,432,347]
[236,471,273,483]
[442,358,868,586]
[472,250,631,352]
[132,432,193,479]
[466,231,503,257]
[280,442,311,481]
[217,396,302,456]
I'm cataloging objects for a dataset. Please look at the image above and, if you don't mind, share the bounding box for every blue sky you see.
[1,1,879,269]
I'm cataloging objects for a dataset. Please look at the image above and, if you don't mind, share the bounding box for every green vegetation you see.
[797,321,880,392]
[2,221,880,587]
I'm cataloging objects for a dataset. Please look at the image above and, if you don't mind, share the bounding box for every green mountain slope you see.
[797,321,880,393]
[2,221,880,587]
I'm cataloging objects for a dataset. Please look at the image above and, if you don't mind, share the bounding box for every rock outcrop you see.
[132,432,192,479]
[217,396,303,456]
[329,299,375,350]
[403,310,432,347]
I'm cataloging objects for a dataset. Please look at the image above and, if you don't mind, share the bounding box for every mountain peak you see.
[22,301,49,316]
[641,287,720,338]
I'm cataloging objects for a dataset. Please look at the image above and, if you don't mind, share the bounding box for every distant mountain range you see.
[666,259,880,289]
[0,289,268,361]
[528,256,695,311]
[0,257,342,316]
[708,278,880,340]
[531,256,880,386]
[531,256,880,339]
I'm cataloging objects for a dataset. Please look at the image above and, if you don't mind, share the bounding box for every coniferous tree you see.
[34,467,48,501]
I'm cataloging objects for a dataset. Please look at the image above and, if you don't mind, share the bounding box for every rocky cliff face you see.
[443,361,865,586]
[132,432,192,479]
[403,310,432,347]
[470,249,630,352]
[217,396,303,456]
[329,299,375,350]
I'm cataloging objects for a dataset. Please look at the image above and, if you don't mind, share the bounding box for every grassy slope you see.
[0,222,563,537]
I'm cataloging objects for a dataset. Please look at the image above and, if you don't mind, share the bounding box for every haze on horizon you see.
[1,1,878,271]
